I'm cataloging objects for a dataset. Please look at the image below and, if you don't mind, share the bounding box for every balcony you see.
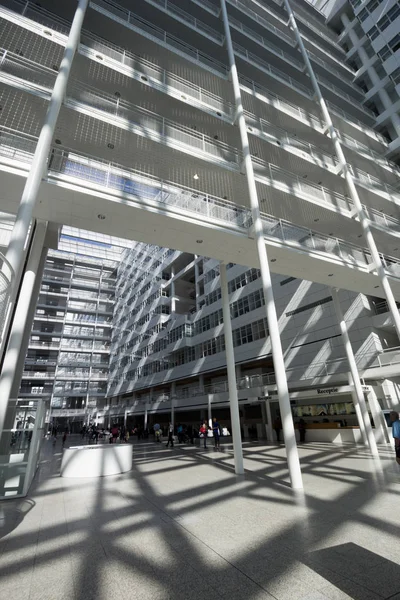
[2,128,400,290]
[0,2,389,157]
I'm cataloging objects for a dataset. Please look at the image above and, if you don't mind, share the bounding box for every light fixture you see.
[394,248,398,251]
[107,143,114,149]
[98,214,106,220]
[328,273,333,277]
[314,218,319,222]
[114,91,121,98]
[55,139,61,145]
[196,239,203,244]
[193,174,199,180]
[358,234,363,238]
[214,135,219,140]
[270,258,276,262]
[374,285,379,288]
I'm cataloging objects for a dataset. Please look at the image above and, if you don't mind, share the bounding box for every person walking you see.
[166,422,174,448]
[177,423,183,443]
[273,415,282,443]
[212,417,221,450]
[199,420,208,449]
[390,411,400,466]
[153,422,161,442]
[62,428,68,448]
[298,418,306,443]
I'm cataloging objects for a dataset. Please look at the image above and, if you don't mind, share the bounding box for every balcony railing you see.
[2,1,391,162]
[1,127,400,281]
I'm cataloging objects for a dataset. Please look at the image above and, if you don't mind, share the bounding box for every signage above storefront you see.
[270,384,371,400]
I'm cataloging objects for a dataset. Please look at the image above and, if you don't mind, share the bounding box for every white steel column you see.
[0,222,48,446]
[220,0,303,489]
[219,262,244,475]
[265,400,273,442]
[170,266,176,314]
[331,289,378,456]
[170,381,176,429]
[282,0,400,342]
[4,0,89,299]
[349,382,368,446]
[367,388,390,444]
[144,406,148,430]
[208,395,212,426]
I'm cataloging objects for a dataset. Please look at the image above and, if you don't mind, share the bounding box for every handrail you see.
[2,0,392,155]
[2,126,400,280]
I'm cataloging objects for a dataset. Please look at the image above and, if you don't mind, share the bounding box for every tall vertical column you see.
[170,266,176,314]
[3,242,48,441]
[0,222,48,449]
[194,257,201,311]
[367,388,390,444]
[350,382,368,446]
[220,0,302,489]
[4,0,89,303]
[170,381,176,429]
[208,395,212,427]
[331,289,378,456]
[144,406,148,431]
[265,400,273,442]
[199,374,205,394]
[220,262,244,475]
[282,0,400,342]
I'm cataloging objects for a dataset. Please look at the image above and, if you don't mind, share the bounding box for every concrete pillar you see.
[208,394,212,426]
[220,262,244,474]
[144,407,148,430]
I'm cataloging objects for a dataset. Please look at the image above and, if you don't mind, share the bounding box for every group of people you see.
[80,424,130,444]
[160,418,222,450]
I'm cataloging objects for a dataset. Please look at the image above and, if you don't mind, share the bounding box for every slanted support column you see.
[220,0,303,489]
[331,288,379,456]
[4,0,89,303]
[282,0,400,343]
[219,261,243,475]
[0,222,48,449]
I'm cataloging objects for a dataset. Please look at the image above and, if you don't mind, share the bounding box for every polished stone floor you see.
[1,436,400,600]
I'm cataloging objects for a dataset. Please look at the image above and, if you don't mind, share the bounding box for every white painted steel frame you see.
[281,0,400,342]
[220,0,303,490]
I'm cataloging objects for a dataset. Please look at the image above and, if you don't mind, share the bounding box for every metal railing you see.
[2,0,392,159]
[2,127,400,280]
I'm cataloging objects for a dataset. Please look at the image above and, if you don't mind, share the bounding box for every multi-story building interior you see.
[327,0,400,161]
[19,231,121,432]
[1,0,400,495]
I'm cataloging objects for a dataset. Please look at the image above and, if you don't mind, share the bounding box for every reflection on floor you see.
[0,436,399,600]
